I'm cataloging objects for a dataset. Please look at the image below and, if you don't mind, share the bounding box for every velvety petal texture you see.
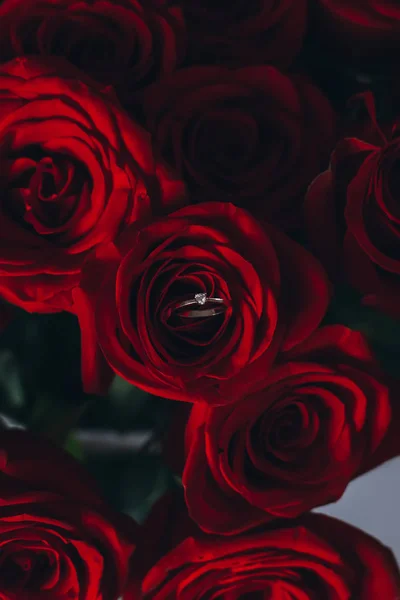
[170,0,307,69]
[132,505,400,600]
[143,66,335,226]
[313,0,400,71]
[76,202,329,402]
[0,0,186,107]
[0,57,185,313]
[183,326,394,534]
[306,92,400,317]
[0,430,137,599]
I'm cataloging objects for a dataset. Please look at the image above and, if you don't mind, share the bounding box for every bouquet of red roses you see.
[0,0,399,598]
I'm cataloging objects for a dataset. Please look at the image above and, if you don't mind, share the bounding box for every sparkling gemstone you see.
[195,293,207,305]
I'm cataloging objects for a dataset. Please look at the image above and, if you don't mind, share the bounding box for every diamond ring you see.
[175,293,225,318]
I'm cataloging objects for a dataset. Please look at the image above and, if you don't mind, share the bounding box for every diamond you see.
[194,293,207,305]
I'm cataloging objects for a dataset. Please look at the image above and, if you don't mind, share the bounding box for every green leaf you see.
[325,285,400,348]
[119,456,170,524]
[324,285,400,377]
[30,394,91,446]
[0,350,25,412]
[173,475,183,487]
[108,376,150,421]
[64,434,85,462]
[87,455,170,524]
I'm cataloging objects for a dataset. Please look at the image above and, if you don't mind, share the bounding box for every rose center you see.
[194,112,258,171]
[138,267,232,362]
[163,287,228,352]
[3,149,86,236]
[269,406,303,449]
[0,550,53,591]
[68,35,117,70]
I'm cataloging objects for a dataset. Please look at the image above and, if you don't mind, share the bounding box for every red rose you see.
[171,0,306,69]
[132,505,400,600]
[0,0,186,107]
[306,92,400,318]
[0,57,185,314]
[183,325,394,534]
[143,66,335,226]
[312,1,400,72]
[76,202,330,402]
[0,429,137,599]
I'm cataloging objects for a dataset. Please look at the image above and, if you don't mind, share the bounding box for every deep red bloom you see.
[128,495,400,600]
[143,66,335,227]
[75,202,329,402]
[171,0,306,69]
[183,325,394,534]
[306,92,400,318]
[0,430,137,599]
[0,57,185,314]
[0,0,186,107]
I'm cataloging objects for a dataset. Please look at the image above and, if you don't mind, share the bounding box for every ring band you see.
[174,292,226,319]
[180,306,225,318]
[177,293,224,309]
